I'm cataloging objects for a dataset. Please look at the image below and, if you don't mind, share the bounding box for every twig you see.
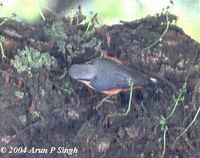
[0,40,7,60]
[34,0,45,20]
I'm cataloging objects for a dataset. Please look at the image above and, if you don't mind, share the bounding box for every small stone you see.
[67,108,80,120]
[125,125,139,139]
[15,91,24,99]
[97,138,110,153]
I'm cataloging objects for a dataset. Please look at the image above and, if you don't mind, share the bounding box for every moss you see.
[11,46,57,73]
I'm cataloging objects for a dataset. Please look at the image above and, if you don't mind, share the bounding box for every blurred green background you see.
[0,0,200,42]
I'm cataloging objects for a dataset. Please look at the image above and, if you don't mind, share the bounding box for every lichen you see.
[11,46,57,73]
[44,20,68,55]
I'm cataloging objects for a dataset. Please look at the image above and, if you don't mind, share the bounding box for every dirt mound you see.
[0,12,199,158]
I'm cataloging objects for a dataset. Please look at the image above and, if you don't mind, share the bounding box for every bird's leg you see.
[94,95,114,110]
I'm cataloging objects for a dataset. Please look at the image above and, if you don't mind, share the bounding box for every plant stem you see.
[108,78,134,117]
[173,105,200,148]
[161,126,168,158]
[142,12,169,51]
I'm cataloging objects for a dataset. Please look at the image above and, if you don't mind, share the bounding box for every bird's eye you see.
[92,75,97,82]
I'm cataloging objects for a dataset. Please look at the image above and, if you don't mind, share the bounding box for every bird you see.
[69,57,157,95]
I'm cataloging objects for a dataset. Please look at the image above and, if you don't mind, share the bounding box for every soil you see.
[0,12,200,158]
